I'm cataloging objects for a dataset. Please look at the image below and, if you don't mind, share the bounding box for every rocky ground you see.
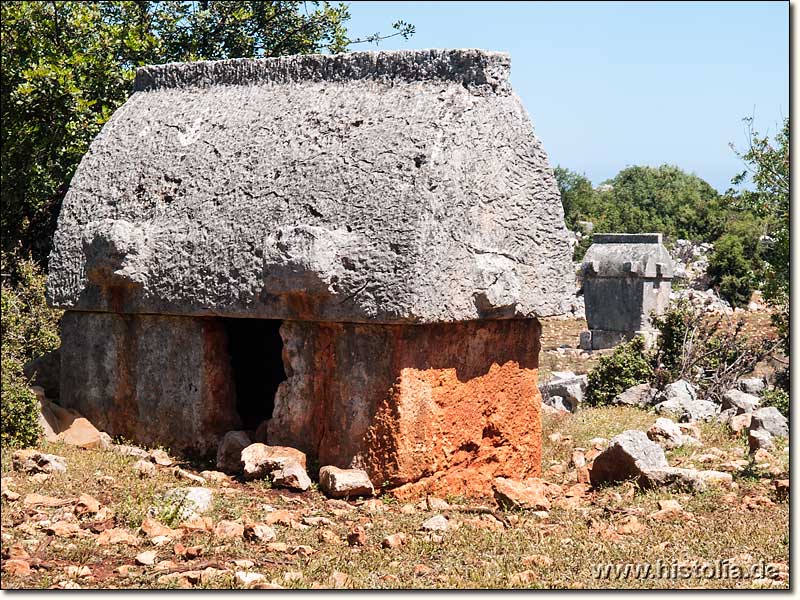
[1,404,789,590]
[1,316,789,590]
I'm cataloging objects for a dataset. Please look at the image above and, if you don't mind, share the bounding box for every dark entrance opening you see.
[222,318,286,431]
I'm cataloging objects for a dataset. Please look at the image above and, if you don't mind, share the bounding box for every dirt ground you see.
[1,407,788,590]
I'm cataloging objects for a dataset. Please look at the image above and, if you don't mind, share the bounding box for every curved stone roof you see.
[47,49,573,323]
[583,234,674,279]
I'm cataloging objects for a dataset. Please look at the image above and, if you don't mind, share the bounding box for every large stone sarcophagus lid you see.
[579,233,674,350]
[48,50,574,497]
[48,49,573,323]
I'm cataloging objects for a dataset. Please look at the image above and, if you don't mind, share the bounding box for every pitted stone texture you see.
[47,50,572,324]
[268,318,542,498]
[749,407,788,438]
[59,311,240,456]
[589,430,668,487]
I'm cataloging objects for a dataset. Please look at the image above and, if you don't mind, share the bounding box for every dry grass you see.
[1,405,788,590]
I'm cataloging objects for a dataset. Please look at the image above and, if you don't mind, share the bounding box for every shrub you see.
[651,300,779,403]
[585,337,654,407]
[707,234,754,308]
[760,388,789,419]
[1,251,62,448]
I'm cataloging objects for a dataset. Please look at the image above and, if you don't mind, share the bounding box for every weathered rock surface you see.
[613,383,657,408]
[12,450,67,475]
[492,477,550,511]
[318,466,374,499]
[640,467,733,492]
[37,395,111,449]
[160,488,214,521]
[216,431,252,474]
[737,377,766,395]
[270,318,543,498]
[748,429,774,453]
[270,463,312,492]
[23,349,61,399]
[589,430,668,487]
[420,515,449,532]
[749,407,788,438]
[59,312,240,455]
[721,389,760,415]
[654,397,720,423]
[539,372,587,413]
[647,417,698,449]
[47,50,573,323]
[241,444,307,480]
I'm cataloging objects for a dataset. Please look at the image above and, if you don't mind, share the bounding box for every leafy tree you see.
[597,165,725,241]
[553,166,595,230]
[1,1,414,268]
[729,117,789,352]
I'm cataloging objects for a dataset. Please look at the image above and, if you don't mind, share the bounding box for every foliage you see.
[585,337,654,407]
[729,117,789,353]
[1,251,63,447]
[553,166,595,231]
[760,388,789,420]
[1,1,413,268]
[707,234,754,308]
[651,301,779,403]
[553,164,768,267]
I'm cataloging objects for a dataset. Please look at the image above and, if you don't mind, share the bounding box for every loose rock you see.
[749,429,774,453]
[318,466,374,498]
[589,430,668,487]
[216,431,252,474]
[749,407,788,438]
[241,444,307,480]
[647,417,696,449]
[493,477,550,511]
[420,514,449,531]
[214,520,245,539]
[613,383,657,408]
[271,463,312,492]
[12,449,67,474]
[721,389,760,415]
[135,551,158,566]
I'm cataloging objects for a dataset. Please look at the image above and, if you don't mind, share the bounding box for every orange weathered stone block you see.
[268,319,542,498]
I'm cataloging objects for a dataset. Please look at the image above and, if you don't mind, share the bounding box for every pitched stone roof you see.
[48,49,573,323]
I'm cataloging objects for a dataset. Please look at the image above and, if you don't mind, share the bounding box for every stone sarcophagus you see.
[47,49,573,497]
[579,233,673,350]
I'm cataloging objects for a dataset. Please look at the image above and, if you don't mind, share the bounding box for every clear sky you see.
[343,1,789,192]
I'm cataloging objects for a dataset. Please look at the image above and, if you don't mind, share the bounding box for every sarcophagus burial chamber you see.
[47,49,573,497]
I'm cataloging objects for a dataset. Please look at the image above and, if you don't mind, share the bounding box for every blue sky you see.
[343,1,788,191]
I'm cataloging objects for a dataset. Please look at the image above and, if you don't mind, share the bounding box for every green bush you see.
[707,234,754,308]
[585,337,654,407]
[0,360,40,448]
[760,388,789,419]
[1,251,62,448]
[651,300,693,379]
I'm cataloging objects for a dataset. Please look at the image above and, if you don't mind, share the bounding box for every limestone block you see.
[59,311,240,455]
[268,318,542,497]
[47,50,573,324]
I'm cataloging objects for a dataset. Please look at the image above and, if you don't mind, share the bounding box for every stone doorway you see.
[222,318,286,431]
